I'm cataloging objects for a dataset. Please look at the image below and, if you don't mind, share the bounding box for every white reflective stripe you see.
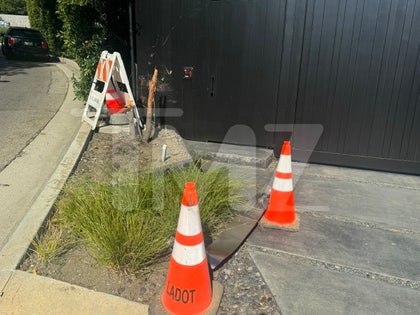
[177,204,202,236]
[277,155,292,173]
[106,90,118,100]
[172,240,206,266]
[272,177,293,192]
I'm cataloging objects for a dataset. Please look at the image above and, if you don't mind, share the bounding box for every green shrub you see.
[1,0,27,15]
[56,1,106,100]
[56,165,246,272]
[26,0,130,100]
[69,31,107,100]
[26,0,63,54]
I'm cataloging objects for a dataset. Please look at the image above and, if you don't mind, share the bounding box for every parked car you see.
[1,26,49,60]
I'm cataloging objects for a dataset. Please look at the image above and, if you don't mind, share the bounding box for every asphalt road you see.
[0,53,67,171]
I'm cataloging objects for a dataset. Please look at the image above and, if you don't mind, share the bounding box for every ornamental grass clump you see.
[56,164,245,272]
[31,216,75,263]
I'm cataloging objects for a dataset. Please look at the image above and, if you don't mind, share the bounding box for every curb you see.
[0,58,91,270]
[0,124,92,270]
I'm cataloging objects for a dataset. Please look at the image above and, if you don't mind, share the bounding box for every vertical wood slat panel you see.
[295,0,342,151]
[389,0,420,160]
[136,0,420,173]
[293,0,420,166]
[367,0,405,157]
[363,0,393,157]
[343,0,381,155]
[381,0,413,159]
[164,0,288,145]
[275,0,307,124]
[324,0,348,153]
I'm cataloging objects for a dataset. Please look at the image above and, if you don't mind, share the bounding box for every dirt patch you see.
[73,126,192,180]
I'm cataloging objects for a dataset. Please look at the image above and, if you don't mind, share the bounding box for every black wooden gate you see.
[136,0,420,174]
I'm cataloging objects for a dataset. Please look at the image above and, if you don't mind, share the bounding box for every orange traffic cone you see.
[149,182,223,315]
[260,141,300,231]
[105,81,125,114]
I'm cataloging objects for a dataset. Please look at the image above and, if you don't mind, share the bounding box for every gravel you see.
[215,244,281,314]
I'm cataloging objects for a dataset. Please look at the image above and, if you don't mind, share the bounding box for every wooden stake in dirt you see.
[143,68,158,142]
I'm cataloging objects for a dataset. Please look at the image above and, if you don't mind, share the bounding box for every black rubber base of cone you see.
[148,281,223,315]
[259,214,300,232]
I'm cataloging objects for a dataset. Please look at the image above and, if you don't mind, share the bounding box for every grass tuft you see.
[55,164,246,272]
[31,216,76,263]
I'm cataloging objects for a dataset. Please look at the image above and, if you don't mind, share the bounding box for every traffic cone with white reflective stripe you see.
[105,80,125,114]
[260,141,300,231]
[149,182,223,315]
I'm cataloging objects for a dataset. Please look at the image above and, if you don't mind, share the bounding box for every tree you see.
[56,0,132,100]
[26,0,62,54]
[25,0,132,100]
[0,0,27,15]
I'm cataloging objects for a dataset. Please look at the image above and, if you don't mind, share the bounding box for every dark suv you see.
[2,27,49,60]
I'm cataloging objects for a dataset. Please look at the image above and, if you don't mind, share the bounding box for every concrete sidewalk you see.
[0,270,148,315]
[247,162,420,314]
[189,140,420,314]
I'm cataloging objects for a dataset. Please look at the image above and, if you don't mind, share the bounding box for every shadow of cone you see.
[149,182,223,315]
[260,141,300,231]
